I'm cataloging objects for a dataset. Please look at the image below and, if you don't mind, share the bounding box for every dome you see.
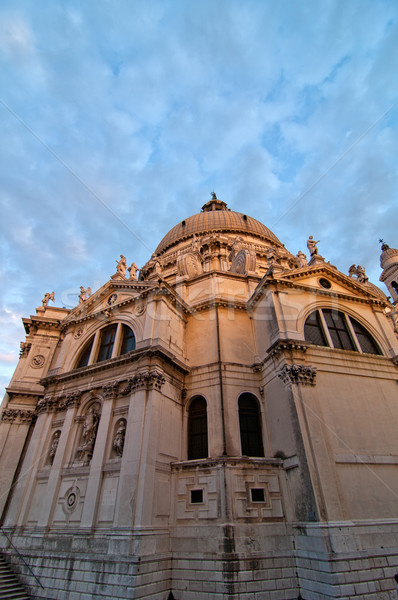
[155,195,283,254]
[380,243,398,270]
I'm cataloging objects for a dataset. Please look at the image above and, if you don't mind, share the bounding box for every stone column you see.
[113,387,147,527]
[37,393,81,527]
[3,406,54,527]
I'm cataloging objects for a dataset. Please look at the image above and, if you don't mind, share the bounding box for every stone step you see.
[0,555,30,599]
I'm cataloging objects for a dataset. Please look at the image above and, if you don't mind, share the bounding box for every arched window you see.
[75,323,136,369]
[188,396,208,460]
[238,393,264,457]
[304,309,382,355]
[120,324,136,354]
[97,324,117,362]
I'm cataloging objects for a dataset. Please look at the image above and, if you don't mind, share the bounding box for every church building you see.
[1,195,398,600]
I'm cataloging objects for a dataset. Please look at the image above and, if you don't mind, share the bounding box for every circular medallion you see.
[63,486,80,514]
[108,293,118,305]
[135,303,146,316]
[74,327,84,339]
[31,354,45,369]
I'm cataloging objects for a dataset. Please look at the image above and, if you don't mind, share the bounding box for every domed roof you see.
[155,195,283,254]
[380,243,398,270]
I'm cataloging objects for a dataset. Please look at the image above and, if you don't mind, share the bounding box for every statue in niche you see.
[79,286,92,303]
[49,430,60,465]
[307,236,320,256]
[127,262,139,280]
[82,406,99,453]
[42,291,55,307]
[113,421,126,457]
[296,250,308,268]
[116,254,127,277]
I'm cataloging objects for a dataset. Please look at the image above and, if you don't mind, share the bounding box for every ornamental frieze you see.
[1,409,36,423]
[277,364,317,386]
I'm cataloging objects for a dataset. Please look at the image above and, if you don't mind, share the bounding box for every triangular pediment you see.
[63,278,158,325]
[249,263,388,307]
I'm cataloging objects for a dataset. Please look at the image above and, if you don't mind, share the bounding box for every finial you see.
[211,192,217,200]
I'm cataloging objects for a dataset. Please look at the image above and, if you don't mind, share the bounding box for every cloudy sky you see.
[1,0,398,397]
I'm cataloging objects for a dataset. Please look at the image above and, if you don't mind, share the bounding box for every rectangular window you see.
[250,488,265,503]
[190,489,203,504]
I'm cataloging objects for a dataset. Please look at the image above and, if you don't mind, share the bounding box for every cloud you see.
[1,0,398,400]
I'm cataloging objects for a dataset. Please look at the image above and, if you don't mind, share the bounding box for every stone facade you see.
[1,197,398,599]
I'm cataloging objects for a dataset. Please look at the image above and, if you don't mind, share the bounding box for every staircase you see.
[0,554,30,599]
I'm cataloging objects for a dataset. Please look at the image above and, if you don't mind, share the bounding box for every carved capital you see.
[37,395,59,414]
[120,370,166,394]
[278,364,317,386]
[19,342,31,358]
[1,408,36,423]
[102,381,119,399]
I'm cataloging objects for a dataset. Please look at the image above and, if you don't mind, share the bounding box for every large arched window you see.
[304,309,382,355]
[188,396,208,460]
[238,393,264,457]
[75,323,136,369]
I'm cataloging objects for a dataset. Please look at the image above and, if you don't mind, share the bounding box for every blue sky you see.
[1,0,398,397]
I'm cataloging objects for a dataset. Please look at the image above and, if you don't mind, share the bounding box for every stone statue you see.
[113,422,126,457]
[348,264,368,284]
[79,286,92,303]
[296,251,307,268]
[127,262,139,281]
[307,236,320,256]
[49,431,60,465]
[42,291,55,307]
[82,407,99,451]
[116,255,127,277]
[356,265,368,284]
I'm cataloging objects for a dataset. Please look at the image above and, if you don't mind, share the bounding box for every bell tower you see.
[379,242,398,303]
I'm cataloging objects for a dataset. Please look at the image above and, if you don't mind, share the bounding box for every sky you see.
[1,0,398,398]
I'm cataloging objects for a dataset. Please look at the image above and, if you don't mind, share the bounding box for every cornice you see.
[252,339,309,371]
[37,367,167,414]
[23,316,64,335]
[41,344,189,387]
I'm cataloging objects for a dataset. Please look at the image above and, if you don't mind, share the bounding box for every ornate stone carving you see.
[135,303,146,316]
[76,404,101,463]
[112,420,126,457]
[127,262,139,280]
[74,327,84,339]
[48,430,61,465]
[63,485,80,514]
[41,291,55,307]
[19,342,31,358]
[37,395,59,414]
[307,236,320,256]
[120,370,166,394]
[115,254,127,277]
[1,409,36,423]
[103,381,119,399]
[79,286,92,303]
[348,264,369,284]
[296,251,307,268]
[177,251,203,278]
[31,354,45,369]
[277,364,317,386]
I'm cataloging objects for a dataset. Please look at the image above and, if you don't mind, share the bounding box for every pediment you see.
[278,264,387,301]
[63,279,157,325]
[250,263,388,307]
